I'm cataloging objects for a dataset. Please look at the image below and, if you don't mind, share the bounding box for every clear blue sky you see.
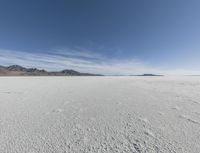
[0,0,200,75]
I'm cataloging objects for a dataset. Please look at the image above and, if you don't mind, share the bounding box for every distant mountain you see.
[0,65,102,76]
[136,74,163,76]
[129,74,163,76]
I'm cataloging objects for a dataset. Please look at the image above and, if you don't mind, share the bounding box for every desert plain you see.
[0,76,200,153]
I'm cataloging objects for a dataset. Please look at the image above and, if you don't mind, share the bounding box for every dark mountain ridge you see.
[0,65,102,76]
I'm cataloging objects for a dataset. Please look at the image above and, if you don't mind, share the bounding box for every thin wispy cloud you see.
[0,48,199,75]
[52,47,104,60]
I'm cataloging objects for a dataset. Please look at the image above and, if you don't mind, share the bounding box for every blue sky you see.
[0,0,200,75]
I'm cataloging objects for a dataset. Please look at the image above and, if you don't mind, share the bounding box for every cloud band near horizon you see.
[0,48,199,75]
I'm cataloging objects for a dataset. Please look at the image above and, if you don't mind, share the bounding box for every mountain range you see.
[0,65,102,76]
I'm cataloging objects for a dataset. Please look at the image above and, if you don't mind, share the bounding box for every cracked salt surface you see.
[0,76,200,153]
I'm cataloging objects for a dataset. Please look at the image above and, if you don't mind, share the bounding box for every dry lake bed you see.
[0,76,200,153]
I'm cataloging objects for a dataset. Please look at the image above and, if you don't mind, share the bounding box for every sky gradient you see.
[0,0,200,75]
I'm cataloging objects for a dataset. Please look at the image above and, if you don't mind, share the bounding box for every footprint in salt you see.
[157,112,165,116]
[138,117,150,124]
[179,115,200,125]
[144,129,155,138]
[171,106,180,111]
[116,101,122,105]
[191,100,200,105]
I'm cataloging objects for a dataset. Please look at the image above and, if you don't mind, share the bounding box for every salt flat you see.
[0,76,200,153]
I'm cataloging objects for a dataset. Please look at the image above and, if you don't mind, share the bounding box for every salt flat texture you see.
[0,76,200,153]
